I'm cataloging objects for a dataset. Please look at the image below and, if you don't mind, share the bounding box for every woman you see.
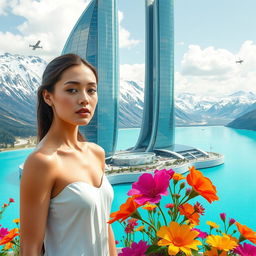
[20,54,117,256]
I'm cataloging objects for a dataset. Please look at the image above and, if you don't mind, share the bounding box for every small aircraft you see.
[236,59,244,64]
[29,40,43,50]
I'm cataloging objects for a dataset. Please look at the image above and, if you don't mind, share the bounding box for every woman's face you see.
[44,63,98,126]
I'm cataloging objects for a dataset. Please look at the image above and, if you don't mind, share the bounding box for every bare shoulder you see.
[21,150,58,188]
[86,142,105,171]
[87,142,105,158]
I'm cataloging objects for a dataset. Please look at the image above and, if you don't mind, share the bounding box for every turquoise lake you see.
[1,126,256,240]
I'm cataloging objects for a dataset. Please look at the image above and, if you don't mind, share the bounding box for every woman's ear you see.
[42,89,53,107]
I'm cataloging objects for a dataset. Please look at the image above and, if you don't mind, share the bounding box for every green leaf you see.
[146,245,166,254]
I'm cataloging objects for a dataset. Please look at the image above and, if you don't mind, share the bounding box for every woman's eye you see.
[67,89,77,93]
[88,89,97,94]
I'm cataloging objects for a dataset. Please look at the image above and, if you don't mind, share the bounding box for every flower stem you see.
[137,217,158,233]
[156,203,168,226]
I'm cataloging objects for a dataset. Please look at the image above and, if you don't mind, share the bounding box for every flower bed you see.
[109,166,256,256]
[0,199,20,255]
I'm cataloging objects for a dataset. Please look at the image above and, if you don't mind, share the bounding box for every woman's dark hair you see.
[37,53,98,143]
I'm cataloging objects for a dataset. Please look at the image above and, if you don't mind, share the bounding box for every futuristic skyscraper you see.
[133,0,175,152]
[62,0,119,157]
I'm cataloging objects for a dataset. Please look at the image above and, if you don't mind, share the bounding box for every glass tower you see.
[62,0,119,157]
[133,0,175,152]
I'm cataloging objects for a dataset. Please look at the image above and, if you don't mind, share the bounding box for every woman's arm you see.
[108,224,117,256]
[20,152,55,256]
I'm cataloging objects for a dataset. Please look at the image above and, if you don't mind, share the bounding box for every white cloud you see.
[118,11,140,49]
[120,63,145,84]
[0,2,140,61]
[0,0,17,15]
[177,41,185,46]
[0,0,90,61]
[176,41,256,96]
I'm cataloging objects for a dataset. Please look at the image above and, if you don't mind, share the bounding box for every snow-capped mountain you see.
[175,91,256,126]
[119,83,256,127]
[1,53,256,135]
[0,53,47,136]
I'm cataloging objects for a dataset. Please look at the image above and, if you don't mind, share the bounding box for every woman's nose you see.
[79,91,89,105]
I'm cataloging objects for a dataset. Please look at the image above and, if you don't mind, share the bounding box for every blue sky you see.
[1,0,256,96]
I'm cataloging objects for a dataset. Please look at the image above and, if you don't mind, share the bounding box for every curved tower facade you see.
[62,0,119,157]
[133,0,174,152]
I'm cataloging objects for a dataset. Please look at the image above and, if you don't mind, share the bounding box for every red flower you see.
[9,198,15,203]
[194,202,205,215]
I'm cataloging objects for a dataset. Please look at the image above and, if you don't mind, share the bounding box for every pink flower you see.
[192,228,208,239]
[154,168,174,179]
[115,240,119,245]
[118,240,150,256]
[234,243,256,256]
[127,170,170,205]
[220,212,226,221]
[0,227,9,238]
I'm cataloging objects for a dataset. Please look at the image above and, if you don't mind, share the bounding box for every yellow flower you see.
[135,225,144,232]
[157,221,201,256]
[206,234,238,251]
[207,221,219,229]
[142,204,157,211]
[13,218,20,224]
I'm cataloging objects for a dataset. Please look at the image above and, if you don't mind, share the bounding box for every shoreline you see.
[0,145,35,153]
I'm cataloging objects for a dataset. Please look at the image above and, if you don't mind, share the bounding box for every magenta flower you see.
[0,227,9,238]
[154,168,174,179]
[127,170,170,204]
[192,228,208,239]
[229,218,236,225]
[234,243,256,256]
[118,240,150,256]
[220,212,226,221]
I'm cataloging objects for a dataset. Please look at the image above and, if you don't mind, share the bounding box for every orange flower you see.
[142,203,157,211]
[135,226,145,232]
[236,222,256,244]
[186,166,219,203]
[179,203,200,225]
[157,222,201,255]
[13,218,20,224]
[108,197,141,224]
[205,247,227,256]
[172,173,185,181]
[0,228,19,245]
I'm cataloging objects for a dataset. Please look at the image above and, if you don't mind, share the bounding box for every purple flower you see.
[118,240,150,256]
[0,227,9,238]
[127,170,170,204]
[192,228,208,239]
[220,212,226,221]
[229,218,236,225]
[234,243,256,256]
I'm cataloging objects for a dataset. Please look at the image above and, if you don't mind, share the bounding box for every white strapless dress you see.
[43,174,114,256]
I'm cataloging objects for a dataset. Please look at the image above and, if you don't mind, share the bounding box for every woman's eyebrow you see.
[64,80,80,85]
[64,81,97,86]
